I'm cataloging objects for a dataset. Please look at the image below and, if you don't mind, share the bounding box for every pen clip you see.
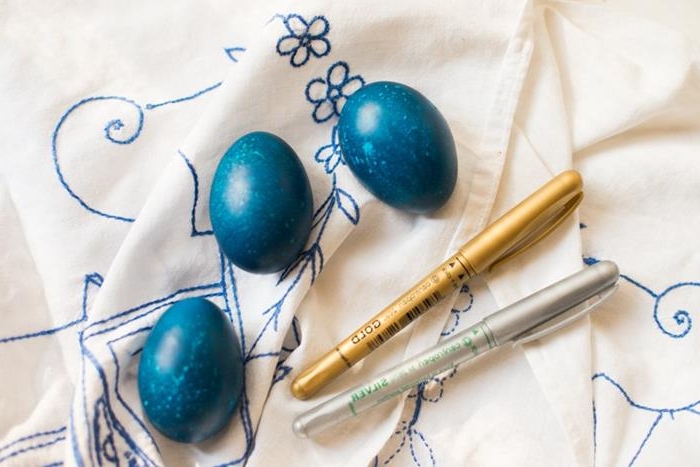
[489,191,583,271]
[513,283,618,346]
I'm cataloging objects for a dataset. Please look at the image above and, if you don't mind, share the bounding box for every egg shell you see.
[338,81,457,213]
[138,298,243,443]
[210,131,313,273]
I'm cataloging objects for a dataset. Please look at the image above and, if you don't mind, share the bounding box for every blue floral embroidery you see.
[371,285,478,466]
[314,125,344,173]
[277,172,359,286]
[276,14,330,67]
[305,61,364,123]
[240,15,364,388]
[593,372,700,466]
[440,285,473,337]
[177,150,214,237]
[273,317,302,386]
[50,77,233,222]
[224,46,246,62]
[0,427,67,464]
[373,371,457,467]
[583,256,695,339]
[27,11,364,465]
[580,246,700,465]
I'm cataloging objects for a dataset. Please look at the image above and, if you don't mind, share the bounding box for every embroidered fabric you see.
[1,1,698,465]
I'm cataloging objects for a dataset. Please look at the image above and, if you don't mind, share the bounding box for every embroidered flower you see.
[314,125,344,173]
[276,14,331,67]
[305,61,364,123]
[418,368,456,403]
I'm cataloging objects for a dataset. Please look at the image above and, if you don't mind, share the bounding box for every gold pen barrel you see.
[291,170,583,400]
[291,253,472,400]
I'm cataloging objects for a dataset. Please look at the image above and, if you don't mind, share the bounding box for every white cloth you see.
[1,1,699,466]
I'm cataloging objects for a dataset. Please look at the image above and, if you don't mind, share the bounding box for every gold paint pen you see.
[291,170,583,400]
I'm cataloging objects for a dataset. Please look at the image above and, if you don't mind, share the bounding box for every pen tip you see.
[292,418,308,438]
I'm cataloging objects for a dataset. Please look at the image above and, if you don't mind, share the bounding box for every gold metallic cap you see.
[458,170,583,274]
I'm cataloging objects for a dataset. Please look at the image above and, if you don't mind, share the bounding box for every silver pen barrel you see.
[484,260,619,345]
[293,321,495,438]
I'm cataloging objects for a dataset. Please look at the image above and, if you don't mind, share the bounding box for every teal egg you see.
[210,131,313,273]
[138,298,243,443]
[338,81,457,213]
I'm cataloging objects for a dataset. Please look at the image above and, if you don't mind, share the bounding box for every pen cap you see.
[483,261,619,345]
[458,170,583,274]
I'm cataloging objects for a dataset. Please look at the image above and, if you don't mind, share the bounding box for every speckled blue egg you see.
[210,131,313,273]
[338,81,457,213]
[138,298,243,443]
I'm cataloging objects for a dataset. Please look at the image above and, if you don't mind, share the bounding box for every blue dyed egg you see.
[138,298,243,443]
[338,81,457,213]
[210,132,313,273]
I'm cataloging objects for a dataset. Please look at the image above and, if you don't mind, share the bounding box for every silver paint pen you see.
[293,260,619,438]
